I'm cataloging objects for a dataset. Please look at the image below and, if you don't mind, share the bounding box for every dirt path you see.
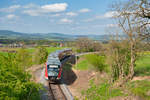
[28,65,51,100]
[132,76,150,81]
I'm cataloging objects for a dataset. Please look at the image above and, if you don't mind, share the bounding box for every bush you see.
[106,40,131,82]
[85,54,106,72]
[16,48,32,69]
[32,46,48,64]
[0,53,41,100]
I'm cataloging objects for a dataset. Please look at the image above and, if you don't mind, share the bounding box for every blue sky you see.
[0,0,118,35]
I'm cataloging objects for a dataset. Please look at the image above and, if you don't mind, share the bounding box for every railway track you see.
[48,82,67,100]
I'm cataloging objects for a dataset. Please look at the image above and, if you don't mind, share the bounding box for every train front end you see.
[47,64,62,81]
[45,54,62,82]
[45,49,72,82]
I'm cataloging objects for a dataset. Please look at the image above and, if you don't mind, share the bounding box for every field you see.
[74,55,93,70]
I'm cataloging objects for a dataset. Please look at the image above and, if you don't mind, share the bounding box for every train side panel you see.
[45,63,48,80]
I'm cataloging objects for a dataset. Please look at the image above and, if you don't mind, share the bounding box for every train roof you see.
[47,48,72,65]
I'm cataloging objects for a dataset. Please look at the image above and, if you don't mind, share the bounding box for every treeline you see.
[0,47,48,100]
[0,39,73,45]
[75,38,103,53]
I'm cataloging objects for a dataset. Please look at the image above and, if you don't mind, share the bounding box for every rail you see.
[48,82,67,100]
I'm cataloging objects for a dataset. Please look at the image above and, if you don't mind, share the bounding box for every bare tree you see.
[76,37,103,53]
[107,0,150,85]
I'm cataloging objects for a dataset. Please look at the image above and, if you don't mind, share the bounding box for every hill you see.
[0,30,110,41]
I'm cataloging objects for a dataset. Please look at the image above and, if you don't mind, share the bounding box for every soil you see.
[63,68,104,99]
[132,76,150,81]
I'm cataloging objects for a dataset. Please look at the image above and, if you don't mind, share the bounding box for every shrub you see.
[106,40,131,82]
[16,48,32,69]
[32,46,48,64]
[0,53,41,100]
[85,54,106,72]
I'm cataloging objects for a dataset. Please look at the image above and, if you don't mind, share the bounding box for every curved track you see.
[48,82,67,100]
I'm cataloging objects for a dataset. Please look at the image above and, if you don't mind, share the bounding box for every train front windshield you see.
[47,65,60,76]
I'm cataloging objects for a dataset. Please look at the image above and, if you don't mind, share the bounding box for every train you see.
[45,48,72,82]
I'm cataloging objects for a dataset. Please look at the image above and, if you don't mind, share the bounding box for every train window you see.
[47,65,49,69]
[58,65,60,68]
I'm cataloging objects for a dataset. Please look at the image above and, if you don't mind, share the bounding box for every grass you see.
[74,54,107,72]
[82,78,150,100]
[46,47,66,53]
[135,55,150,76]
[126,80,150,100]
[74,55,93,70]
[82,80,124,100]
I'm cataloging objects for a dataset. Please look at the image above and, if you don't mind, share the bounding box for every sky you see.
[0,0,118,35]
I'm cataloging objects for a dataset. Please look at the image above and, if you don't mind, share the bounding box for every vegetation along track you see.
[48,81,67,100]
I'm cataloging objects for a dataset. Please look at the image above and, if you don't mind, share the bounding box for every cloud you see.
[84,11,118,22]
[23,3,38,9]
[23,3,68,16]
[60,18,73,23]
[66,12,78,16]
[0,5,20,13]
[106,24,118,27]
[103,11,118,18]
[6,14,17,19]
[41,3,68,12]
[23,10,40,16]
[79,8,91,13]
[10,5,20,9]
[51,14,61,17]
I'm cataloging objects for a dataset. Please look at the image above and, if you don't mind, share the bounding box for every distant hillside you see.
[0,30,110,41]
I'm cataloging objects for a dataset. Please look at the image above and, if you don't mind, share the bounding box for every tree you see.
[107,0,150,85]
[106,40,131,84]
[76,37,103,53]
[113,0,150,41]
